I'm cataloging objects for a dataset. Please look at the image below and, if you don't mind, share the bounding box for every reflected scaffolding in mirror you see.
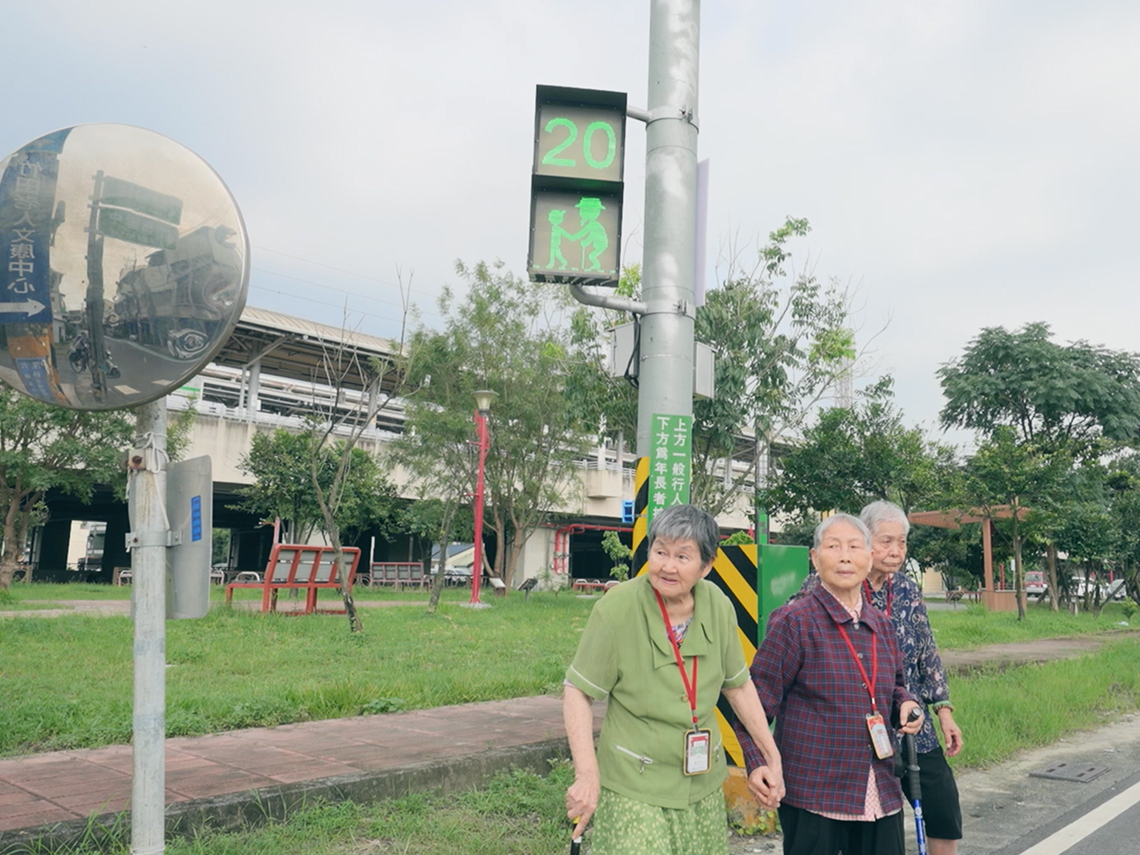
[0,124,249,410]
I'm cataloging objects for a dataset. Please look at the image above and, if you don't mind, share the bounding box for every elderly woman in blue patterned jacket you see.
[795,501,965,855]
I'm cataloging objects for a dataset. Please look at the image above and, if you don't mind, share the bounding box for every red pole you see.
[469,409,489,604]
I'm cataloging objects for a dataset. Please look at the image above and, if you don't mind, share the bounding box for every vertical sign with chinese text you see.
[647,413,692,522]
[0,129,69,325]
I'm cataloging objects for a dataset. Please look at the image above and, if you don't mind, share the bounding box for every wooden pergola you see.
[907,505,1029,612]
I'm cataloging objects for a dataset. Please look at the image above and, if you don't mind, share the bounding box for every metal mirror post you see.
[0,125,249,855]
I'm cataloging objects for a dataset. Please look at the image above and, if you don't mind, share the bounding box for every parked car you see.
[1072,578,1123,600]
[1025,570,1047,596]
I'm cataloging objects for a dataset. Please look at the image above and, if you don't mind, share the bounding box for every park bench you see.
[572,579,618,593]
[225,544,361,614]
[365,562,426,589]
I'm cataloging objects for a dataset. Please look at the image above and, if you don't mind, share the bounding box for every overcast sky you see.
[5,0,1139,444]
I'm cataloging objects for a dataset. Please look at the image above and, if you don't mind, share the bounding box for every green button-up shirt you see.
[566,574,750,809]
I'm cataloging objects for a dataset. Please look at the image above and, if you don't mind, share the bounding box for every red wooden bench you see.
[225,544,361,614]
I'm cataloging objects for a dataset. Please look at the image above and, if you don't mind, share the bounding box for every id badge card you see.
[866,713,894,759]
[683,728,712,775]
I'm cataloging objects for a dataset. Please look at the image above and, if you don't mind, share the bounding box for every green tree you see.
[939,323,1140,614]
[0,388,134,589]
[390,395,480,613]
[764,377,956,520]
[236,429,327,542]
[401,260,594,589]
[691,218,856,515]
[237,428,399,546]
[938,322,1140,459]
[396,500,474,613]
[601,529,632,581]
[292,275,416,632]
[954,427,1069,619]
[567,219,858,519]
[1106,457,1140,607]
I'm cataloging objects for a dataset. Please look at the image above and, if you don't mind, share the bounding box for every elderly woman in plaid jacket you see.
[736,513,923,855]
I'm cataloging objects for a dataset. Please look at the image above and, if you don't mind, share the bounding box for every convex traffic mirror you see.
[0,124,249,410]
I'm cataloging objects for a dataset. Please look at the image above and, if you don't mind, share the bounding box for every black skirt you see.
[778,804,906,855]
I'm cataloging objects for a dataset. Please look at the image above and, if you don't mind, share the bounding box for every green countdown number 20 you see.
[542,118,617,170]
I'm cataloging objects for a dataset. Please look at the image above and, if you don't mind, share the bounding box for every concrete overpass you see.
[30,306,754,584]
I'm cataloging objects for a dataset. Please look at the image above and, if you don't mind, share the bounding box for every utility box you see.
[756,543,810,640]
[166,455,212,619]
[608,322,715,399]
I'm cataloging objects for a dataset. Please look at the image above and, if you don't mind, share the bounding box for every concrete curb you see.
[0,738,573,854]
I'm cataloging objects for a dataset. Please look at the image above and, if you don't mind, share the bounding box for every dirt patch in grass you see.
[944,630,1140,675]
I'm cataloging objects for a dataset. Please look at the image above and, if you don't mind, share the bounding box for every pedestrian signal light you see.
[529,85,625,287]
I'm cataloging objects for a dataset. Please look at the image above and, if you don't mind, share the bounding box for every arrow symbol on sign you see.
[0,298,47,316]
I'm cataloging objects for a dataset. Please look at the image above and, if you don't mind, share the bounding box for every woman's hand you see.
[898,701,924,734]
[562,683,600,838]
[747,764,785,810]
[565,771,599,838]
[937,707,964,757]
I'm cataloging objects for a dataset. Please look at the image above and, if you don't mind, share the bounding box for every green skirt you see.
[590,786,728,855]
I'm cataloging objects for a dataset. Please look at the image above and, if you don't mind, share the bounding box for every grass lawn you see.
[0,589,597,757]
[1,584,1138,759]
[19,765,580,855]
[931,599,1137,648]
[952,637,1140,767]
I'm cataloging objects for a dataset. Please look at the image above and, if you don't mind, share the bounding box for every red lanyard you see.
[863,576,892,616]
[653,590,699,728]
[834,616,879,713]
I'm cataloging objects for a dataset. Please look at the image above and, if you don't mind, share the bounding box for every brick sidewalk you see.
[0,696,602,839]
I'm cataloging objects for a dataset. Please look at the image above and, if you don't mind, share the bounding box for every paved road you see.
[992,770,1140,855]
[954,714,1140,855]
[728,714,1140,855]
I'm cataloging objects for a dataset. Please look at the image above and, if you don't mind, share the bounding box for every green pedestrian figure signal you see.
[546,197,611,272]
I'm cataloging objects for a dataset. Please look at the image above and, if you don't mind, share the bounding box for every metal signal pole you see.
[635,0,700,456]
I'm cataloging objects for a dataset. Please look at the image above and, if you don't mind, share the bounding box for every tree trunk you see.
[427,529,451,615]
[492,520,508,586]
[1046,542,1060,612]
[427,505,457,615]
[326,527,362,634]
[0,493,27,590]
[1012,511,1025,621]
[1090,561,1106,618]
[504,533,530,590]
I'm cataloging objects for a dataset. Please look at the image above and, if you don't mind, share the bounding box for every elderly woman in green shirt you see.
[563,505,784,854]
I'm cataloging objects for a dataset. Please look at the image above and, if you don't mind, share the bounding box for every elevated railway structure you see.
[29,306,761,585]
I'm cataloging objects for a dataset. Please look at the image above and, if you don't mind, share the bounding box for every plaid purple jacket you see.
[735,586,915,816]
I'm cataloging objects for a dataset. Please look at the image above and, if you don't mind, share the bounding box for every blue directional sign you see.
[0,129,69,325]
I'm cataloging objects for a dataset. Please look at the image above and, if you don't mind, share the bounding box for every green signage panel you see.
[529,189,621,283]
[534,103,625,184]
[100,175,183,225]
[97,207,180,250]
[647,413,692,521]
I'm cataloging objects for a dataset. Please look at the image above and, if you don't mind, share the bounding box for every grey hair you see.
[860,501,910,537]
[648,505,720,566]
[813,513,872,549]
